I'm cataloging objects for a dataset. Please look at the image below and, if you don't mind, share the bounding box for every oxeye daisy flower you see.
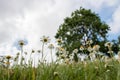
[86,40,93,45]
[37,50,41,53]
[64,58,70,64]
[107,51,113,54]
[56,39,62,44]
[5,55,12,68]
[59,53,66,59]
[32,49,35,53]
[56,47,65,53]
[54,72,59,76]
[48,43,54,62]
[5,61,10,65]
[6,55,12,60]
[40,36,50,44]
[105,42,113,47]
[18,40,25,47]
[48,43,54,49]
[87,46,93,52]
[40,36,50,62]
[73,49,78,54]
[93,45,100,51]
[17,40,27,65]
[17,52,20,55]
[80,46,84,51]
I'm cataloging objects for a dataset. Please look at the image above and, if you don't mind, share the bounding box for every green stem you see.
[51,49,53,63]
[42,42,44,62]
[20,46,23,65]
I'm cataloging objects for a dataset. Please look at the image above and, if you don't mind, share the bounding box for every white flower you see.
[80,46,84,51]
[97,52,104,55]
[108,51,113,54]
[105,42,113,47]
[64,58,70,64]
[93,45,100,51]
[54,72,59,76]
[107,51,113,54]
[73,49,78,53]
[118,51,120,56]
[89,53,96,60]
[59,53,66,59]
[56,47,65,53]
[86,40,93,45]
[56,39,62,44]
[48,43,54,49]
[87,46,93,52]
[18,40,25,47]
[69,54,74,60]
[40,36,50,44]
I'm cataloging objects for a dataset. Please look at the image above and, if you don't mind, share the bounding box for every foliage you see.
[55,7,110,55]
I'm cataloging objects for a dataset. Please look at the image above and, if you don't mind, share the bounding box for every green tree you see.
[55,7,110,55]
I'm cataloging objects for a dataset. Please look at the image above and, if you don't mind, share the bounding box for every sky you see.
[0,0,120,61]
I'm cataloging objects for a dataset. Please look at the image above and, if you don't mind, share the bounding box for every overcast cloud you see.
[0,0,120,60]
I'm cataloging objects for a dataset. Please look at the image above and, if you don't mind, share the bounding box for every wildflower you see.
[40,36,50,44]
[56,47,65,53]
[89,52,96,60]
[14,57,18,61]
[106,70,110,72]
[64,58,70,64]
[5,61,10,65]
[48,43,54,49]
[24,52,27,55]
[93,45,100,51]
[87,46,93,52]
[80,46,84,51]
[37,50,41,53]
[89,40,93,44]
[17,52,20,55]
[60,54,66,59]
[18,40,25,47]
[32,49,35,53]
[22,57,25,61]
[69,53,74,60]
[54,72,59,76]
[56,39,62,44]
[6,55,11,59]
[107,51,113,54]
[105,42,113,47]
[73,49,78,53]
[86,40,93,45]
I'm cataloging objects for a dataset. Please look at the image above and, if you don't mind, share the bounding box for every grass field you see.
[0,38,120,80]
[0,58,120,80]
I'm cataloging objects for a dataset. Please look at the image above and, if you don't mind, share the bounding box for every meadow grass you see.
[0,59,120,80]
[0,38,120,80]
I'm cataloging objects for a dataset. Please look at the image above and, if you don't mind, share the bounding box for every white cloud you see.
[0,0,120,62]
[109,6,120,34]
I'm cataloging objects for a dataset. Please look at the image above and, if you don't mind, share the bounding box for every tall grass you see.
[0,59,120,80]
[0,37,120,80]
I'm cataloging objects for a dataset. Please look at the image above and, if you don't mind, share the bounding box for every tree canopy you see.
[55,7,110,54]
